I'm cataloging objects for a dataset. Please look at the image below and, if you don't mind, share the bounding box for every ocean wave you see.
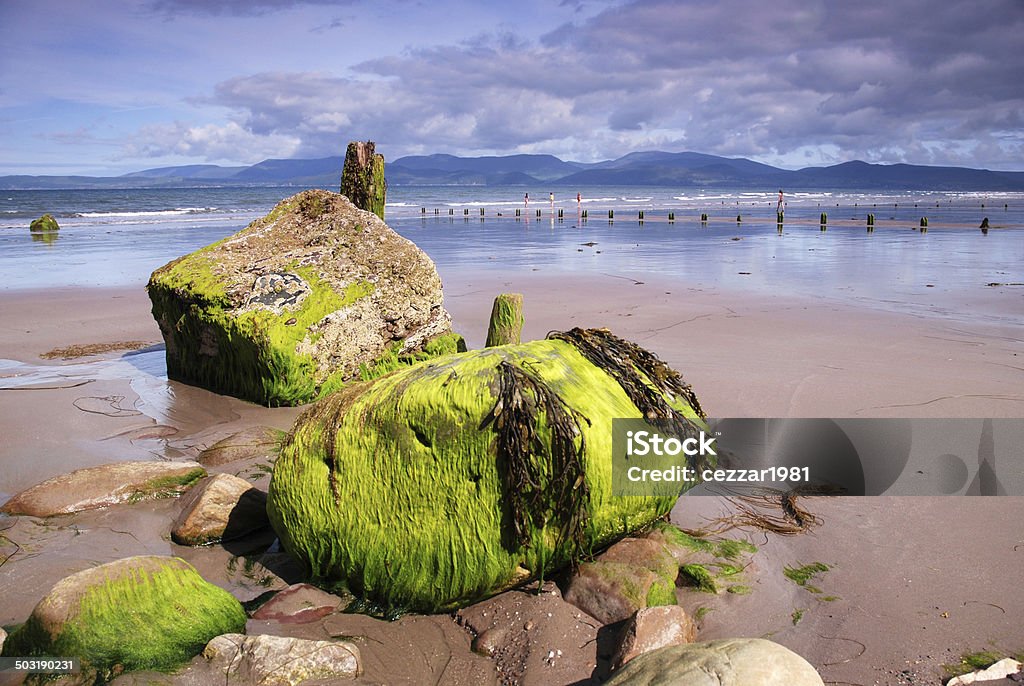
[73,207,217,218]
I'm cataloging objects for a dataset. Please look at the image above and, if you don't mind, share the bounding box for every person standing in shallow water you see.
[777,189,785,213]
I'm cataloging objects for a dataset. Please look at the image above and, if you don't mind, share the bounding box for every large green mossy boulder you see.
[1,556,246,681]
[147,190,460,407]
[267,328,709,613]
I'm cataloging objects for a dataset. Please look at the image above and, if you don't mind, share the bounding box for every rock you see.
[471,626,508,657]
[563,560,676,625]
[249,583,343,623]
[198,426,286,467]
[564,537,680,624]
[611,606,697,670]
[147,189,462,406]
[948,658,1023,684]
[267,327,707,613]
[204,633,361,684]
[0,556,246,681]
[604,639,825,686]
[171,473,269,545]
[0,626,5,653]
[29,213,59,232]
[0,460,206,517]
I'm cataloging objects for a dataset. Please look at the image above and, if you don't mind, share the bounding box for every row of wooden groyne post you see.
[418,206,995,233]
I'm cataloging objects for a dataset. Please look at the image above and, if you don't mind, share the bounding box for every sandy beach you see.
[1,268,1022,684]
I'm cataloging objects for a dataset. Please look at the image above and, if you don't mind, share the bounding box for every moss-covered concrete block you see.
[485,293,524,347]
[1,556,246,681]
[267,327,708,613]
[147,190,458,406]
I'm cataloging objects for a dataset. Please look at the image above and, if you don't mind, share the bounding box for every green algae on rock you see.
[485,293,525,347]
[267,327,708,613]
[340,140,387,220]
[29,213,59,232]
[1,556,246,681]
[147,189,457,406]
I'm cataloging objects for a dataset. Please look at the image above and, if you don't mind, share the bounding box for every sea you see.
[1,184,1022,327]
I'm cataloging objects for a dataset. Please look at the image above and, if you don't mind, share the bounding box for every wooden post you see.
[485,293,524,347]
[340,140,386,220]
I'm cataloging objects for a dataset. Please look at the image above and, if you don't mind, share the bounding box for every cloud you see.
[120,120,301,161]
[128,0,1023,168]
[146,0,357,17]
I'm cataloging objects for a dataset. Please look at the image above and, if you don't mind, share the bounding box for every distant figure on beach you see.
[777,189,785,213]
[549,192,554,210]
[524,192,529,208]
[576,192,581,206]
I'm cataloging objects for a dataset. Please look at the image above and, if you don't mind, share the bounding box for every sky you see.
[1,0,1022,176]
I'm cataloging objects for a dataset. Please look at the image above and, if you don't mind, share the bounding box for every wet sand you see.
[1,277,1022,684]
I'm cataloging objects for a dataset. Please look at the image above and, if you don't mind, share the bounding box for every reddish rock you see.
[250,583,343,624]
[611,605,697,670]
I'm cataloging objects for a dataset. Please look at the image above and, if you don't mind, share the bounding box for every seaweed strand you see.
[483,360,591,562]
[548,327,706,421]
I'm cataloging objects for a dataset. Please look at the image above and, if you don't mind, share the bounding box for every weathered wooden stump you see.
[485,293,524,347]
[340,140,386,220]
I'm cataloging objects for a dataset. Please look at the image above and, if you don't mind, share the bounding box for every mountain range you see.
[3,151,1023,190]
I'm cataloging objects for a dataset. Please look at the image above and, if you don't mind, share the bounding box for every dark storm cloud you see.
[180,0,1024,166]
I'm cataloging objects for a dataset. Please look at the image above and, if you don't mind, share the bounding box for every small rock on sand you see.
[1,460,206,517]
[249,583,343,624]
[197,426,285,467]
[564,537,680,624]
[203,633,361,684]
[604,638,824,686]
[611,605,698,670]
[171,473,269,546]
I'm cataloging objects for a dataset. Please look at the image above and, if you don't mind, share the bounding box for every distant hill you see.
[2,151,1022,191]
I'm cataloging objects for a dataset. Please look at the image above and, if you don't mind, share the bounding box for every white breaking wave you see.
[74,207,216,218]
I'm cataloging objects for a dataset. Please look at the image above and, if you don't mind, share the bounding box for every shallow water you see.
[1,186,1021,328]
